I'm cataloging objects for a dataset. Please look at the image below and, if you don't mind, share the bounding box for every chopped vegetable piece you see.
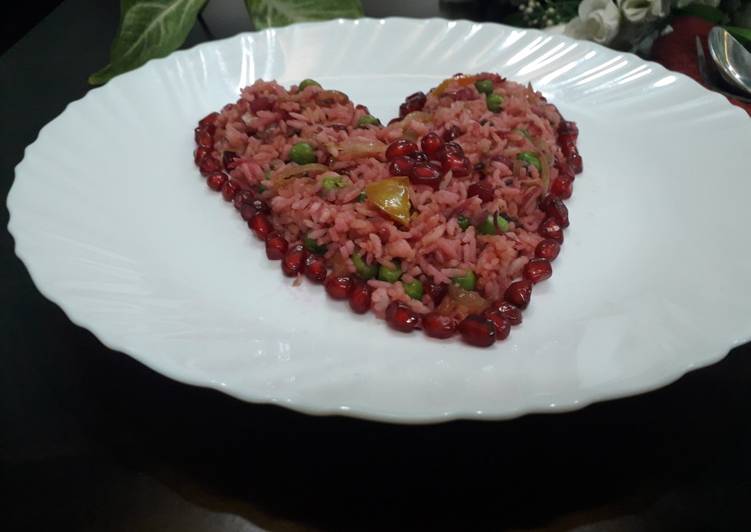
[321,175,345,191]
[365,177,412,226]
[356,192,367,203]
[357,114,380,127]
[453,270,477,291]
[378,262,402,283]
[457,215,471,231]
[474,79,494,95]
[495,214,510,233]
[304,236,327,255]
[478,215,497,235]
[517,151,542,172]
[352,252,377,280]
[258,185,266,193]
[404,279,424,300]
[298,79,321,91]
[290,142,316,164]
[486,93,504,113]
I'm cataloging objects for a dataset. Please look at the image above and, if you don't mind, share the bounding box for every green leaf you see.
[674,4,729,25]
[245,0,363,29]
[726,26,751,50]
[90,0,208,85]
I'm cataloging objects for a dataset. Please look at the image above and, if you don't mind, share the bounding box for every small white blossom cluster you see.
[517,0,567,28]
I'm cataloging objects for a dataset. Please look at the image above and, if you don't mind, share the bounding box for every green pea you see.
[357,114,380,127]
[453,270,477,291]
[495,213,510,233]
[457,215,471,231]
[517,151,542,172]
[474,79,494,95]
[356,192,367,203]
[486,93,504,113]
[478,215,497,235]
[321,175,345,191]
[298,79,321,91]
[304,236,327,255]
[289,142,316,165]
[404,280,424,300]
[378,262,402,283]
[352,252,377,280]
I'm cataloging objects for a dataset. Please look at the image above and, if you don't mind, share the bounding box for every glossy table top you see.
[2,1,750,530]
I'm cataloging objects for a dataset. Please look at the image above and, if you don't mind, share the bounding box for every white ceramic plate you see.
[8,18,751,423]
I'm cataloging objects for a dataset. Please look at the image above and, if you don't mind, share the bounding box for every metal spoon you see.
[708,26,751,97]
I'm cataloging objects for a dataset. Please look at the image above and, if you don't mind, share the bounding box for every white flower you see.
[618,0,670,22]
[565,0,621,45]
[673,0,720,8]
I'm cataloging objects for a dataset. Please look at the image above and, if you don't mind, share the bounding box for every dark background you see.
[2,1,751,530]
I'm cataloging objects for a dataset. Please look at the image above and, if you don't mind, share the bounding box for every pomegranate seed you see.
[233,190,255,210]
[422,313,457,339]
[535,239,561,262]
[398,103,410,119]
[406,91,427,107]
[248,213,272,240]
[198,156,221,177]
[539,217,564,243]
[557,160,575,181]
[559,134,577,148]
[504,280,533,309]
[436,142,464,160]
[443,125,462,142]
[221,179,239,201]
[195,127,213,148]
[207,172,228,191]
[524,258,552,284]
[385,139,419,161]
[348,281,372,314]
[482,310,511,340]
[540,196,569,227]
[265,232,288,260]
[489,300,523,326]
[194,146,210,165]
[467,182,495,202]
[250,199,270,215]
[223,151,240,170]
[385,301,420,333]
[408,151,429,163]
[240,204,256,221]
[410,163,442,190]
[427,282,449,306]
[421,132,444,157]
[250,96,273,114]
[558,120,578,138]
[282,244,308,276]
[451,87,476,101]
[198,112,219,128]
[568,151,583,174]
[325,274,355,300]
[240,199,269,222]
[458,315,496,347]
[550,176,573,199]
[389,156,414,176]
[442,153,471,177]
[305,255,328,283]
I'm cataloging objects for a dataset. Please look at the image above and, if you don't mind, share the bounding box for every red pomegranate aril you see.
[198,156,222,177]
[195,127,213,148]
[398,102,410,119]
[539,217,564,243]
[558,120,579,138]
[427,282,449,306]
[221,179,240,201]
[540,196,569,227]
[458,315,496,347]
[265,232,288,260]
[304,255,327,283]
[550,176,573,199]
[206,172,228,191]
[524,258,553,284]
[348,281,372,314]
[325,275,355,300]
[451,87,476,101]
[436,141,464,160]
[568,151,583,174]
[250,96,273,113]
[422,313,457,339]
[467,182,495,202]
[504,280,533,309]
[557,160,575,181]
[248,213,272,240]
[408,151,429,163]
[233,190,255,210]
[489,300,523,326]
[385,301,420,333]
[389,156,414,176]
[194,146,210,165]
[558,134,577,148]
[482,310,511,340]
[223,151,240,170]
[406,91,427,107]
[442,153,471,177]
[410,163,442,190]
[443,125,462,142]
[198,112,219,128]
[420,132,444,157]
[240,203,257,221]
[385,139,419,161]
[535,239,561,262]
[282,244,308,277]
